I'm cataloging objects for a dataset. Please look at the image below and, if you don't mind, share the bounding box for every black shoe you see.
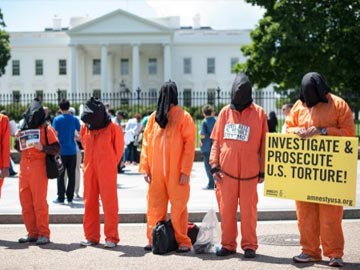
[244,249,256,258]
[18,236,38,243]
[216,247,236,256]
[144,244,152,251]
[202,186,215,190]
[53,198,64,204]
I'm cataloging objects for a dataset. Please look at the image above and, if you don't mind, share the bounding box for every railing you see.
[1,90,359,138]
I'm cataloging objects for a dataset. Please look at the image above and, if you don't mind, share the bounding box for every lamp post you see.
[216,86,221,112]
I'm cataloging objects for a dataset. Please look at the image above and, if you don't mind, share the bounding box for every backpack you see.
[152,220,178,255]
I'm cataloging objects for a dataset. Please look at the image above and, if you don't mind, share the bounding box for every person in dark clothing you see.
[267,111,278,133]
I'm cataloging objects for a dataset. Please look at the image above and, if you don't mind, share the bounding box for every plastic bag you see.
[193,208,221,254]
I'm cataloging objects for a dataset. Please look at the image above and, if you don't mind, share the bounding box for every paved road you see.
[0,221,359,270]
[1,161,360,223]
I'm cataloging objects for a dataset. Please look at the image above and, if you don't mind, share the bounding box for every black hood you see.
[81,97,111,130]
[155,81,178,129]
[21,99,45,130]
[300,72,330,108]
[230,73,253,112]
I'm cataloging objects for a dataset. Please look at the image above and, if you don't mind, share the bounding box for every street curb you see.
[1,209,359,224]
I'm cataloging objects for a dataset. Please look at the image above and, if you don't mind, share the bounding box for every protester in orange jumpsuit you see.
[16,99,60,245]
[210,73,268,258]
[287,72,355,268]
[80,97,124,248]
[0,113,10,198]
[139,81,196,253]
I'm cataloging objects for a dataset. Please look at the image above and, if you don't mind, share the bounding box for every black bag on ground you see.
[152,220,178,255]
[187,222,200,245]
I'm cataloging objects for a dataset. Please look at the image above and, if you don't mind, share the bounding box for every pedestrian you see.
[15,98,60,245]
[281,103,292,134]
[114,110,126,173]
[267,111,278,132]
[139,81,196,253]
[0,112,10,198]
[124,113,142,165]
[287,72,355,268]
[199,104,216,189]
[52,99,81,205]
[210,73,268,258]
[79,97,124,248]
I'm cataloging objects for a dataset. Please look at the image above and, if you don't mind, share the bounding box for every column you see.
[132,43,140,91]
[70,44,77,94]
[163,43,171,82]
[101,44,108,95]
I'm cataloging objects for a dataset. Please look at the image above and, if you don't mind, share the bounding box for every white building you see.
[0,9,257,106]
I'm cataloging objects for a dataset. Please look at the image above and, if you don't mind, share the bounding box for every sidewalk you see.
[0,221,359,270]
[1,161,360,223]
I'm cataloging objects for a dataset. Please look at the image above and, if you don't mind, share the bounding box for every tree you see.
[235,1,360,104]
[0,8,10,77]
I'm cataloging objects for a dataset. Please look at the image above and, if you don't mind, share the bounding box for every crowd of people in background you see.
[0,71,353,267]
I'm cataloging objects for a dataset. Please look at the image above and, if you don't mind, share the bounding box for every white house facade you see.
[0,9,257,106]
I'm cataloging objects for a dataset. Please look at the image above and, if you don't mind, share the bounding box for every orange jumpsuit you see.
[19,125,58,239]
[286,93,355,259]
[0,114,10,198]
[80,122,124,244]
[139,106,195,248]
[210,104,268,252]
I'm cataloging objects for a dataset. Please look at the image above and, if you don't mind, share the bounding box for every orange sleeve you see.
[0,115,10,168]
[111,122,124,164]
[46,125,59,145]
[327,96,355,137]
[209,108,226,166]
[138,114,155,174]
[285,100,302,133]
[180,112,196,176]
[259,109,268,173]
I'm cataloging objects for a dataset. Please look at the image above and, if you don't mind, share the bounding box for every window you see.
[12,90,21,103]
[120,58,129,75]
[57,89,67,100]
[148,88,158,105]
[183,89,192,107]
[148,58,157,75]
[93,89,101,98]
[59,59,67,75]
[207,88,216,105]
[207,58,215,74]
[93,59,101,75]
[35,90,43,101]
[231,57,239,73]
[12,60,20,76]
[183,58,192,74]
[35,59,43,75]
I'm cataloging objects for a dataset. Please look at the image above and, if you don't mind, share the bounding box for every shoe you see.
[36,236,50,245]
[18,236,38,243]
[293,253,321,263]
[202,186,215,190]
[215,247,236,256]
[244,248,256,258]
[67,200,73,205]
[144,244,152,251]
[177,246,191,253]
[53,198,64,204]
[104,241,116,248]
[80,239,97,246]
[329,258,344,267]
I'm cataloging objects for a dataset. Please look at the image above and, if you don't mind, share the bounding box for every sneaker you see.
[104,241,117,248]
[53,198,64,204]
[244,248,256,258]
[18,236,38,243]
[177,246,191,253]
[215,247,236,256]
[293,253,321,263]
[329,258,344,267]
[36,236,50,245]
[80,239,97,246]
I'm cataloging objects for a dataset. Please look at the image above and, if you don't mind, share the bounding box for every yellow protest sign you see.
[264,133,357,207]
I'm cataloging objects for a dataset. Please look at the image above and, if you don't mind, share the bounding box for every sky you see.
[1,0,265,31]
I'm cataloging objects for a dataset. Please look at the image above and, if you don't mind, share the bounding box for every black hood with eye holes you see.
[21,99,46,130]
[81,97,111,130]
[300,72,330,108]
[230,73,253,112]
